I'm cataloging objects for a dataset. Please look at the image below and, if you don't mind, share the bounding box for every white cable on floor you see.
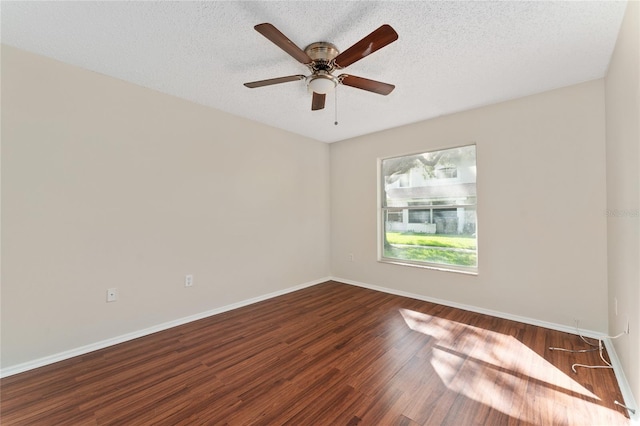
[547,320,627,373]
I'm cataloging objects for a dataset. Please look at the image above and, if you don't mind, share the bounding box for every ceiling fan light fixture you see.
[307,74,337,94]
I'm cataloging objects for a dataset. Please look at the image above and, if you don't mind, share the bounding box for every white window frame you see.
[377,145,478,275]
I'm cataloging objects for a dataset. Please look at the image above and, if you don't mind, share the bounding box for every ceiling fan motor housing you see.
[304,42,339,94]
[305,42,339,71]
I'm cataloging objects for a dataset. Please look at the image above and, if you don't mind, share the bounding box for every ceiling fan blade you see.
[311,92,326,111]
[244,75,306,88]
[254,23,313,65]
[334,24,398,69]
[339,74,395,95]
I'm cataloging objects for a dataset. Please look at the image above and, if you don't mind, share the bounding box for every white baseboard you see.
[331,276,607,338]
[331,275,638,423]
[603,338,639,424]
[0,276,331,378]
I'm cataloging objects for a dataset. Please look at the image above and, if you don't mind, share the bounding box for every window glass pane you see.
[381,145,477,270]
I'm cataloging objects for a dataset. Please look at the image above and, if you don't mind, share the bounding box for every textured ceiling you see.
[1,1,628,143]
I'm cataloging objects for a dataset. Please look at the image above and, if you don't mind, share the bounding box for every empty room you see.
[1,1,638,425]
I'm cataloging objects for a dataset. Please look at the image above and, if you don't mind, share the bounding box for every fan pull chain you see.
[334,86,339,126]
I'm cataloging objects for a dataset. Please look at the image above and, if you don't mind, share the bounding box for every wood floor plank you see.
[0,281,630,425]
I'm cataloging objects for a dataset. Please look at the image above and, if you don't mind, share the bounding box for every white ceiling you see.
[1,1,628,143]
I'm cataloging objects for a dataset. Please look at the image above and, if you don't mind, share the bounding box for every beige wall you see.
[605,0,640,408]
[331,80,609,332]
[1,46,331,368]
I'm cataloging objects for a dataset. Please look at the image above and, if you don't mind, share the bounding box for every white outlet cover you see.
[107,288,118,302]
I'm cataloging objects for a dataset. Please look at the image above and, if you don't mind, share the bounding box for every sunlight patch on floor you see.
[399,308,627,425]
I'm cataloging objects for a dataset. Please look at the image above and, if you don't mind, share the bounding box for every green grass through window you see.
[384,232,477,267]
[385,232,476,250]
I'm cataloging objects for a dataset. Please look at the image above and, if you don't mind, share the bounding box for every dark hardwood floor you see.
[0,281,630,425]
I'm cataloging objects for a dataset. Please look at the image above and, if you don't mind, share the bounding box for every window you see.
[387,211,403,222]
[435,166,457,179]
[379,145,477,273]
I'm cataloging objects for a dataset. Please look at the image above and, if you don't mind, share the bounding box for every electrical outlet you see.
[348,253,354,262]
[107,288,118,302]
[185,274,193,287]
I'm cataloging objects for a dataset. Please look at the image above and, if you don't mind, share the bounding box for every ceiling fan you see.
[244,23,398,111]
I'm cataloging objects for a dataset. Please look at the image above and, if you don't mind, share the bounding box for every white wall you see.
[0,46,331,369]
[605,0,640,409]
[331,80,609,332]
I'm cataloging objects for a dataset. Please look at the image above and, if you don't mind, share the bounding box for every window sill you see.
[378,258,478,276]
